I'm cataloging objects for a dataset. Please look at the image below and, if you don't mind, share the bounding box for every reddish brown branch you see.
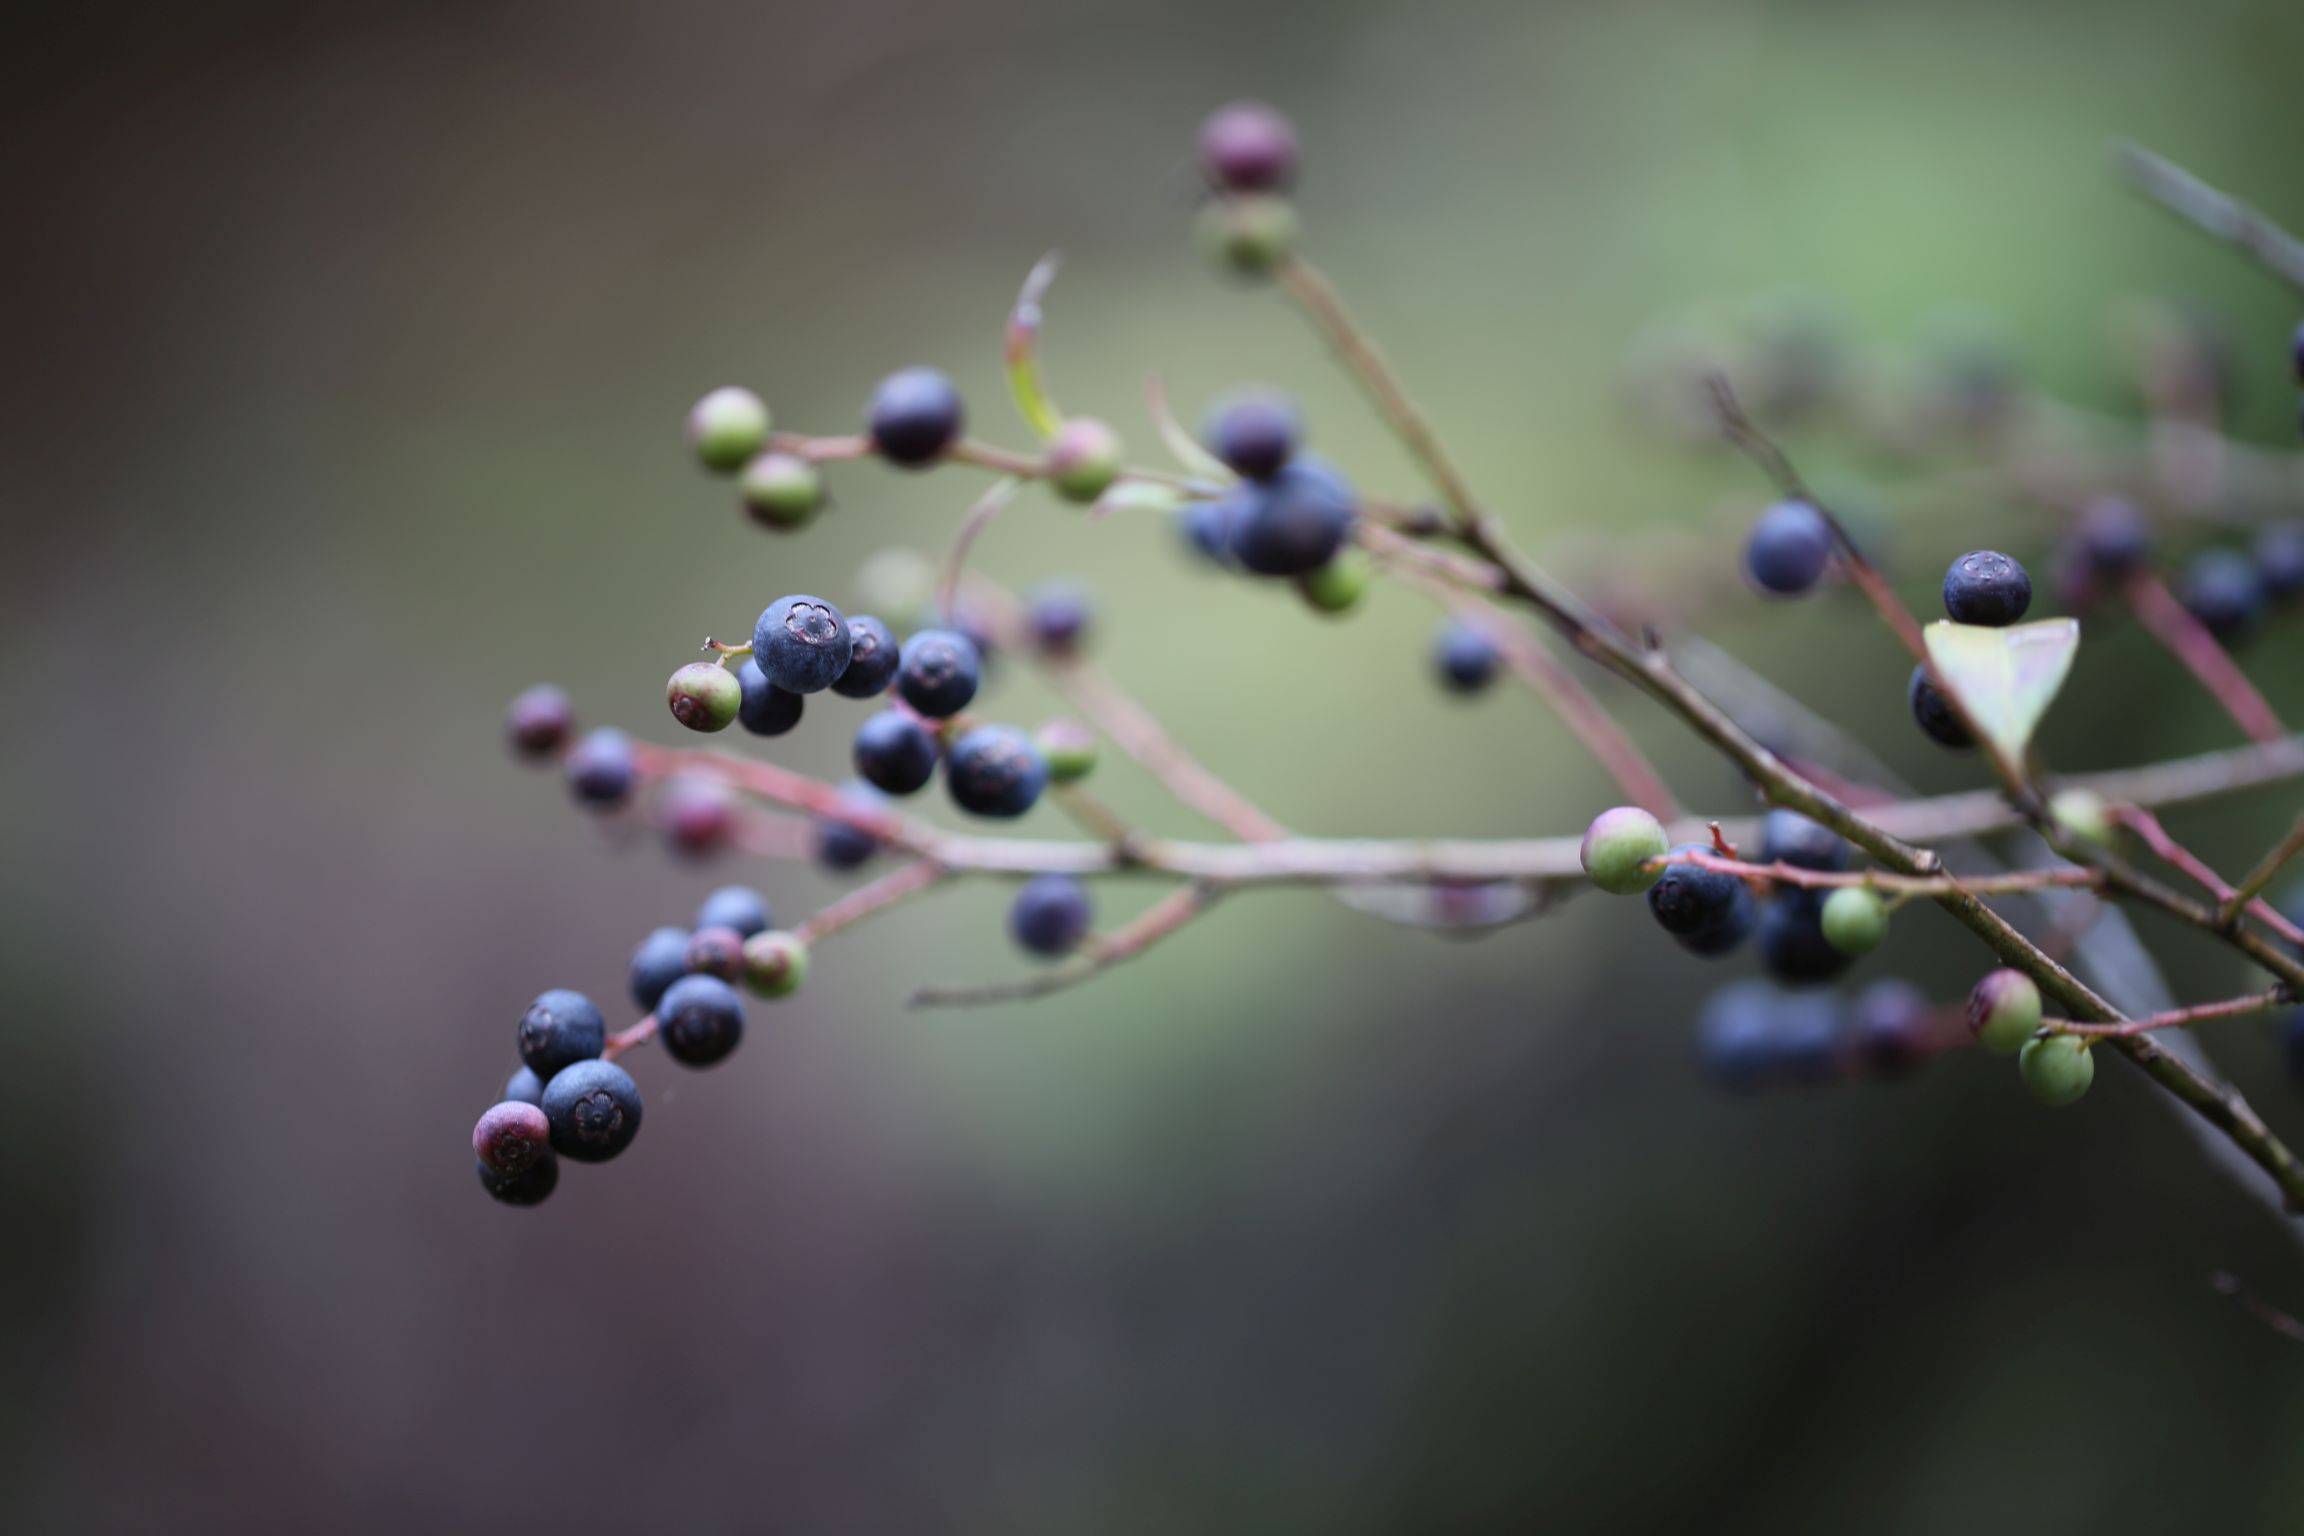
[2124,571,2285,744]
[794,858,951,946]
[2048,986,2292,1040]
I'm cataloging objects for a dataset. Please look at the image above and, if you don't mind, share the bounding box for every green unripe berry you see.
[1580,807,1671,896]
[1046,418,1125,504]
[688,386,770,474]
[1199,194,1297,277]
[2048,788,2114,848]
[1296,550,1373,615]
[740,450,824,529]
[2019,1033,2095,1107]
[1820,887,1888,956]
[667,661,743,733]
[1035,719,1098,784]
[742,930,809,998]
[1966,968,2042,1055]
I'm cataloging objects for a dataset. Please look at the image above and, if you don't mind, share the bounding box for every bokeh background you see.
[6,0,2304,1528]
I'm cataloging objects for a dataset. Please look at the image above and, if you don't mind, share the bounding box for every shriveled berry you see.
[1759,891,1852,985]
[478,1153,558,1207]
[517,989,605,1077]
[946,725,1048,819]
[895,628,982,717]
[2255,521,2304,600]
[667,661,742,733]
[1198,101,1299,192]
[1297,550,1372,615]
[1943,549,2032,626]
[1035,719,1098,784]
[1434,619,1501,695]
[740,450,824,529]
[565,728,639,807]
[1908,666,1974,750]
[629,926,692,1012]
[541,1059,643,1162]
[753,594,853,695]
[1966,968,2041,1055]
[659,776,736,859]
[2019,1033,2094,1106]
[504,1065,546,1106]
[1743,500,1832,596]
[1046,418,1124,504]
[2076,497,2151,576]
[657,973,745,1068]
[1010,874,1092,958]
[688,386,769,474]
[736,659,804,737]
[1820,887,1888,956]
[1580,807,1670,895]
[1203,389,1300,481]
[868,367,965,468]
[853,709,940,795]
[2181,547,2267,641]
[742,930,809,998]
[683,925,746,982]
[474,1101,551,1175]
[1025,585,1093,658]
[696,885,770,939]
[1231,457,1355,576]
[1648,846,1756,956]
[1199,194,1297,277]
[506,684,573,761]
[1759,809,1849,872]
[815,782,885,871]
[1852,978,1932,1078]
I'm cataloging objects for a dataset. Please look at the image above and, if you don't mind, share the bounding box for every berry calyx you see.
[564,728,638,808]
[1908,666,1974,751]
[629,926,692,1012]
[867,366,965,468]
[1742,500,1832,596]
[742,930,810,998]
[1045,418,1124,504]
[506,684,573,761]
[1010,874,1093,958]
[895,628,982,717]
[1199,194,1297,278]
[687,386,769,474]
[2019,1033,2095,1107]
[1966,968,2041,1055]
[517,988,606,1077]
[1434,619,1502,695]
[753,594,853,695]
[1942,549,2032,626]
[656,973,746,1068]
[1820,887,1888,956]
[1580,807,1670,895]
[667,661,742,733]
[737,659,804,737]
[474,1101,551,1175]
[1203,389,1300,481]
[853,709,940,796]
[740,450,825,529]
[696,885,771,939]
[1035,719,1098,784]
[946,725,1049,819]
[540,1059,644,1162]
[1296,550,1372,615]
[1229,457,1355,576]
[683,925,747,982]
[831,615,902,699]
[1197,101,1299,192]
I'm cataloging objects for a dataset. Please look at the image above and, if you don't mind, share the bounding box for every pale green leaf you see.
[1923,617,2080,761]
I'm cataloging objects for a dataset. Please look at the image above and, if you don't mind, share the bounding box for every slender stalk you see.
[2218,816,2304,930]
[1669,848,2103,897]
[2115,143,2304,295]
[2048,987,2292,1040]
[2124,571,2285,744]
[793,858,951,946]
[909,883,1218,1008]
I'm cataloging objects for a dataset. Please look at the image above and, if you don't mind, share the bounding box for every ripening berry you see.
[517,988,606,1077]
[736,659,804,737]
[1648,846,1756,956]
[1198,100,1299,192]
[1046,418,1124,504]
[1035,719,1098,784]
[739,450,825,529]
[868,367,966,467]
[1434,619,1502,695]
[946,725,1049,819]
[659,776,737,859]
[1820,887,1888,956]
[1231,457,1355,576]
[853,709,940,795]
[1580,807,1670,895]
[1296,550,1372,615]
[742,930,809,998]
[1204,389,1300,481]
[1759,891,1853,985]
[831,615,901,699]
[815,782,885,871]
[506,684,574,761]
[1010,874,1092,958]
[1759,809,1850,872]
[541,1059,644,1162]
[2076,497,2151,576]
[1742,500,1832,596]
[1025,585,1093,658]
[2180,547,2267,641]
[1943,550,2033,626]
[1908,666,1974,751]
[504,1065,546,1106]
[2019,1033,2095,1107]
[753,594,853,695]
[895,628,982,718]
[667,661,743,733]
[688,386,770,474]
[478,1153,558,1207]
[474,1101,551,1175]
[683,925,747,982]
[629,926,691,1013]
[1852,978,1932,1078]
[696,885,771,939]
[2255,521,2304,601]
[565,728,639,808]
[1199,194,1298,277]
[1966,968,2041,1055]
[657,973,746,1068]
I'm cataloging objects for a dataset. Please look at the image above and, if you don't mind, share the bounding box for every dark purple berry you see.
[1648,846,1756,956]
[752,594,853,695]
[853,709,940,795]
[1010,875,1092,958]
[1198,101,1299,192]
[2075,497,2151,576]
[478,1153,558,1207]
[504,1066,546,1107]
[695,886,771,939]
[629,926,691,1012]
[815,782,886,871]
[683,925,747,982]
[736,659,804,737]
[1759,809,1850,872]
[1203,390,1300,480]
[1229,457,1356,576]
[1178,497,1241,565]
[1770,991,1847,1083]
[1742,500,1832,596]
[895,629,982,718]
[1909,666,1973,750]
[2255,521,2304,601]
[1758,891,1853,986]
[517,989,605,1077]
[2180,547,2267,642]
[506,684,573,761]
[830,615,901,699]
[2284,1011,2304,1081]
[1943,549,2032,626]
[474,1101,551,1175]
[541,1059,643,1163]
[1696,981,1778,1091]
[946,725,1048,819]
[565,728,638,808]
[1852,978,1932,1078]
[656,973,745,1068]
[867,367,965,467]
[1025,585,1093,658]
[1434,619,1501,694]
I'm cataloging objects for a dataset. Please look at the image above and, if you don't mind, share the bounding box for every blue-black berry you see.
[737,659,804,737]
[504,1065,546,1106]
[1010,875,1092,958]
[2255,521,2304,601]
[1648,847,1756,956]
[1229,458,1355,576]
[868,367,965,467]
[896,629,982,718]
[565,728,638,807]
[1852,978,1931,1077]
[1434,619,1501,694]
[696,886,771,939]
[541,1059,644,1162]
[2180,547,2267,642]
[853,709,940,795]
[656,973,746,1068]
[507,684,573,761]
[1943,550,2032,626]
[1759,809,1849,872]
[1743,500,1832,596]
[831,616,900,699]
[1025,585,1093,658]
[478,1153,558,1206]
[946,725,1049,819]
[2075,497,2150,576]
[1695,980,1778,1091]
[1759,891,1853,985]
[1203,390,1300,481]
[1178,497,1241,566]
[629,925,692,1012]
[1908,666,1973,750]
[816,782,886,871]
[753,595,853,695]
[517,989,606,1077]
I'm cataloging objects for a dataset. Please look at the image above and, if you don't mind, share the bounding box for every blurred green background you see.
[5,0,2304,1528]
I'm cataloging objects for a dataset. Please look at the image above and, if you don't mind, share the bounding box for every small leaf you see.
[1004,253,1065,441]
[1923,617,2080,761]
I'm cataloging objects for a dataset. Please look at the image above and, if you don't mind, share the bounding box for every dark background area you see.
[5,0,2304,1529]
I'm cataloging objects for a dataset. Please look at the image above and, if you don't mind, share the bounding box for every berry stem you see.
[1665,848,2104,897]
[2115,143,2304,296]
[2122,569,2285,744]
[908,881,1219,1008]
[793,858,951,947]
[2046,986,2292,1040]
[2216,814,2304,931]
[936,475,1024,624]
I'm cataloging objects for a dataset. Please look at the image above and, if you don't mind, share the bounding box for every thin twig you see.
[2218,816,2304,930]
[908,882,1218,1007]
[793,858,951,946]
[2210,1271,2304,1343]
[2047,987,2292,1039]
[1670,848,2103,897]
[2115,143,2304,295]
[2124,571,2285,744]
